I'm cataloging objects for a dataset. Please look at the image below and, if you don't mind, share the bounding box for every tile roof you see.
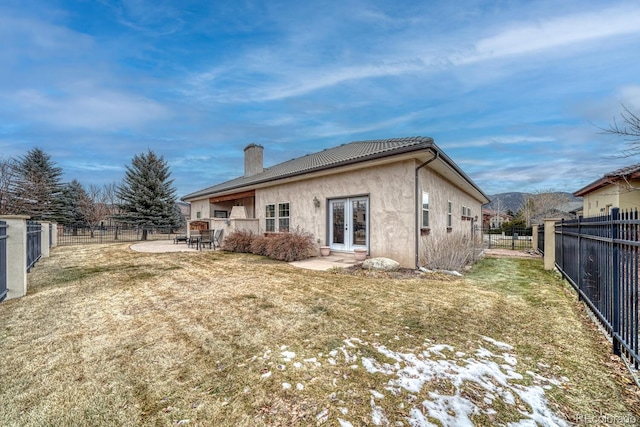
[574,162,640,196]
[605,163,640,177]
[183,136,435,200]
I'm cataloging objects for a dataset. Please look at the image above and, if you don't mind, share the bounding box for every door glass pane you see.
[352,200,367,246]
[332,202,345,244]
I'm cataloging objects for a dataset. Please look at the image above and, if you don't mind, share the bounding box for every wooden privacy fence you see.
[554,208,639,371]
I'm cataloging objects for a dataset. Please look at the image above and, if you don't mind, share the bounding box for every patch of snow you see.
[370,389,385,399]
[281,350,296,361]
[282,382,291,390]
[260,371,272,379]
[339,407,348,415]
[360,337,567,427]
[482,336,514,350]
[296,383,304,390]
[328,358,337,365]
[293,362,302,368]
[371,397,389,426]
[316,408,329,423]
[338,419,353,427]
[502,353,518,366]
[304,357,317,363]
[423,391,477,427]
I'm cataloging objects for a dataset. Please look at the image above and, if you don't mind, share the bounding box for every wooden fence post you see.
[0,215,30,300]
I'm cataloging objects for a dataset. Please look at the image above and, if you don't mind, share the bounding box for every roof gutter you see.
[415,147,439,269]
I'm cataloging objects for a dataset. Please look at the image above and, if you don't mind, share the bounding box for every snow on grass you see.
[252,336,567,426]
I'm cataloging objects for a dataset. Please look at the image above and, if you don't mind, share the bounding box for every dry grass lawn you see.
[1,243,638,426]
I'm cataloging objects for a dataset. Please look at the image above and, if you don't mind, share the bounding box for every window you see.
[278,202,290,232]
[196,211,201,219]
[447,201,453,228]
[265,202,290,232]
[422,192,429,228]
[461,206,472,220]
[265,204,275,232]
[214,210,228,218]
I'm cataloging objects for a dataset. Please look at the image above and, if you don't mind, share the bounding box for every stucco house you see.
[574,163,640,217]
[182,137,489,268]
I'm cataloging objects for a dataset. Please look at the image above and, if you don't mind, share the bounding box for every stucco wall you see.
[254,160,416,267]
[186,158,485,268]
[582,181,640,217]
[189,197,255,220]
[417,164,483,266]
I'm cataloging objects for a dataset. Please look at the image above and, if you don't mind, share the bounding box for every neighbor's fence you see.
[0,220,7,302]
[57,224,178,246]
[555,208,639,369]
[537,225,545,254]
[483,227,533,250]
[26,220,42,273]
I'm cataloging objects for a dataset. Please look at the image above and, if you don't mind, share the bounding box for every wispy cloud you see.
[12,88,171,130]
[457,5,640,64]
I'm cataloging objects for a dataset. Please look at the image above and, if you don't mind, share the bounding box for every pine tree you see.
[14,148,64,221]
[59,180,90,225]
[116,150,179,240]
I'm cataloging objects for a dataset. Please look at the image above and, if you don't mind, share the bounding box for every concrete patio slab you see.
[129,240,359,271]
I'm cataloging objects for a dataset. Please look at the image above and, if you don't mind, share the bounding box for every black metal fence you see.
[57,224,178,246]
[0,220,7,302]
[26,220,42,273]
[537,225,545,254]
[483,227,533,250]
[555,208,639,369]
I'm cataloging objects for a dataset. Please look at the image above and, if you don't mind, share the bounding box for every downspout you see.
[415,148,439,269]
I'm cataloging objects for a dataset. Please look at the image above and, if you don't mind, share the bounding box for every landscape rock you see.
[362,257,400,271]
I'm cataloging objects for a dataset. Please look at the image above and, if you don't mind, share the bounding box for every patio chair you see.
[188,231,201,249]
[213,229,224,249]
[199,229,214,250]
[174,234,188,244]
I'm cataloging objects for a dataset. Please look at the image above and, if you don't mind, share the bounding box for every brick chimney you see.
[244,143,264,177]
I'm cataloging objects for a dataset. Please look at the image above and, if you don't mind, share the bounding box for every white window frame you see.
[447,200,453,228]
[265,204,275,232]
[422,192,429,228]
[278,202,290,232]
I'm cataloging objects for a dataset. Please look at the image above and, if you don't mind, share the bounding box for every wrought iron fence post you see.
[611,208,621,356]
[560,218,564,273]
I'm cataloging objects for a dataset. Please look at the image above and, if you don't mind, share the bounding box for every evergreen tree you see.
[15,148,64,221]
[59,179,90,225]
[116,150,179,240]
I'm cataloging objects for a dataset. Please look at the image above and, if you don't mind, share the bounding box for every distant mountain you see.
[484,192,581,213]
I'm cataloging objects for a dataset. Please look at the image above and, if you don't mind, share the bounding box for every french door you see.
[329,197,368,252]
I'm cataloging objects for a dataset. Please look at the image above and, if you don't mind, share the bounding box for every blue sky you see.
[1,0,640,198]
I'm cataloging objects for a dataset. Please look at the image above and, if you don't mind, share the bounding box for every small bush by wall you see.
[224,229,316,262]
[421,232,481,271]
[221,230,254,253]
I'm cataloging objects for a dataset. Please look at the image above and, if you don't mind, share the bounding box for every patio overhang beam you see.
[209,190,255,203]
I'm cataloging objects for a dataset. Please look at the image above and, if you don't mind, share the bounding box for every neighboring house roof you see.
[574,163,640,196]
[183,136,489,203]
